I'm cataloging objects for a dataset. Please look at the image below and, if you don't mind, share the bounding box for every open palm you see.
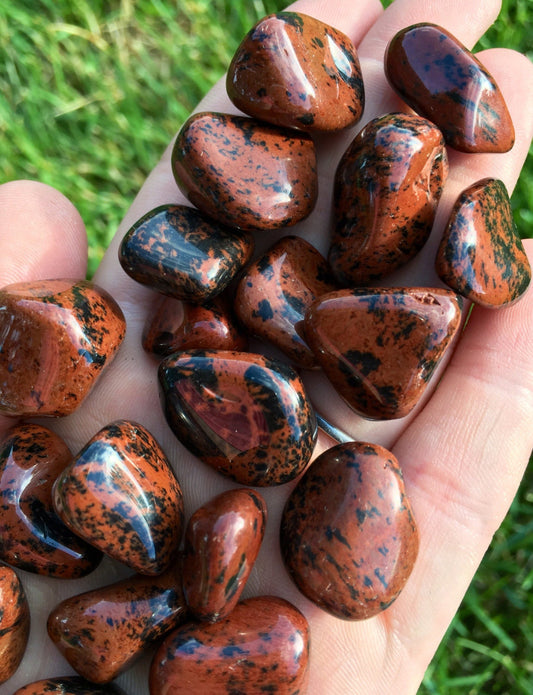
[1,0,533,692]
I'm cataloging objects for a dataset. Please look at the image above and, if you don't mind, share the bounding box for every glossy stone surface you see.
[436,178,531,307]
[0,565,30,685]
[53,420,184,575]
[235,235,337,368]
[47,556,188,683]
[13,677,127,695]
[0,279,125,418]
[227,11,364,132]
[172,112,318,231]
[280,441,419,620]
[119,205,254,303]
[329,112,448,285]
[150,595,310,695]
[0,424,102,578]
[385,23,515,153]
[304,288,462,419]
[159,349,317,486]
[182,489,266,622]
[143,294,248,358]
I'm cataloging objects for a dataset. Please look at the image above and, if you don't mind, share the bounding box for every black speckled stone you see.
[13,677,128,695]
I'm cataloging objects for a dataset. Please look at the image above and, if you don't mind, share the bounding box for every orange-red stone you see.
[0,565,30,685]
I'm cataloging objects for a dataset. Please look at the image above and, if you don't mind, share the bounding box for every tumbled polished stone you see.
[227,11,364,131]
[47,556,188,684]
[280,441,419,620]
[304,287,462,419]
[150,595,310,695]
[53,420,184,575]
[158,349,317,486]
[13,677,127,695]
[119,205,254,302]
[0,279,125,418]
[385,23,515,153]
[436,178,531,307]
[182,489,266,622]
[235,235,337,369]
[143,294,248,358]
[0,424,102,578]
[171,112,318,231]
[0,565,30,685]
[329,112,448,285]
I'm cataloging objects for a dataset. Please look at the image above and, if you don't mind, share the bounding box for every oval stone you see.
[171,112,318,231]
[385,23,515,153]
[436,178,531,307]
[329,112,448,285]
[53,420,184,575]
[143,294,248,358]
[0,565,30,685]
[47,556,188,684]
[227,11,364,131]
[119,205,254,303]
[304,287,462,419]
[182,489,267,622]
[0,279,125,418]
[235,235,337,369]
[158,349,317,486]
[280,441,419,620]
[149,595,310,695]
[0,423,102,578]
[13,677,127,695]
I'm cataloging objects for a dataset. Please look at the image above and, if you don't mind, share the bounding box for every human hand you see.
[1,0,533,692]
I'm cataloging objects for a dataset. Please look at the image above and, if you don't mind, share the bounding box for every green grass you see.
[1,1,532,692]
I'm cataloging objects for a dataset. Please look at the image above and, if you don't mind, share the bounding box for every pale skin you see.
[1,0,533,692]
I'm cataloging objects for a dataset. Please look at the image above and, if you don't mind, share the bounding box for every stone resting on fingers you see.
[0,0,533,694]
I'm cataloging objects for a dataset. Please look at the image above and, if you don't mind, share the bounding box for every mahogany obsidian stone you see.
[280,441,419,620]
[436,178,531,307]
[149,595,310,695]
[119,205,254,303]
[143,294,248,358]
[304,287,463,419]
[227,11,364,132]
[385,23,515,153]
[53,420,184,575]
[235,235,337,369]
[158,349,317,486]
[0,279,125,418]
[0,565,30,685]
[47,556,188,684]
[182,488,267,622]
[329,112,448,285]
[12,678,128,695]
[0,423,102,578]
[171,112,318,231]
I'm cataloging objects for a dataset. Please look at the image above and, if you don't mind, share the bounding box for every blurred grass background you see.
[1,0,532,691]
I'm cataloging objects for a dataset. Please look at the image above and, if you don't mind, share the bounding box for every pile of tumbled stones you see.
[0,10,530,695]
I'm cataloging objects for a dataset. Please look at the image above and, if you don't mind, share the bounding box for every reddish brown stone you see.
[0,279,125,418]
[119,205,254,302]
[158,349,317,486]
[280,441,419,620]
[47,556,188,684]
[0,565,30,685]
[329,112,448,285]
[304,287,462,419]
[235,235,337,368]
[227,11,364,132]
[436,178,531,307]
[171,112,317,231]
[143,294,248,358]
[13,677,127,694]
[53,420,184,575]
[0,424,101,578]
[385,23,515,153]
[182,489,266,622]
[149,595,310,695]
